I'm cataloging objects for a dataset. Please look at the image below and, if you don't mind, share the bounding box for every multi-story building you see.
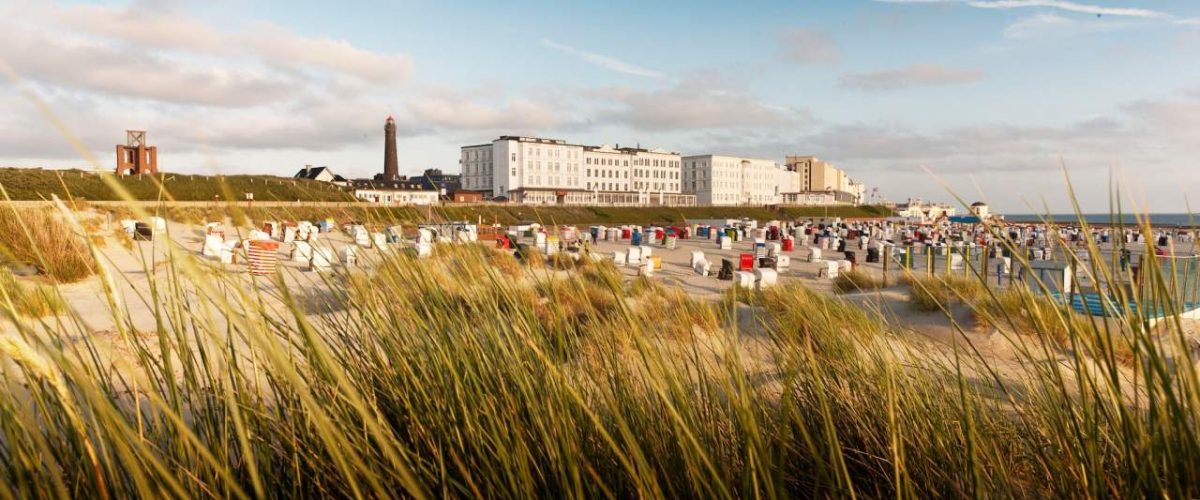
[460,137,864,207]
[682,155,799,206]
[784,155,863,205]
[624,146,682,195]
[460,136,693,206]
[459,136,586,203]
[459,143,494,193]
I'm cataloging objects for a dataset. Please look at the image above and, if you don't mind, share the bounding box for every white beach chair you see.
[735,271,756,289]
[292,241,313,263]
[311,248,334,271]
[754,268,778,290]
[202,234,223,258]
[340,245,357,266]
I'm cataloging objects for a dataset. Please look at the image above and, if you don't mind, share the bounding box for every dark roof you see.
[418,169,461,193]
[294,166,332,180]
[971,201,988,207]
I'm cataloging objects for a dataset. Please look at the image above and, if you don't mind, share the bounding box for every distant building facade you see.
[459,136,865,207]
[895,198,958,223]
[780,191,841,206]
[784,155,864,204]
[970,202,993,220]
[460,136,693,206]
[682,155,799,206]
[352,179,438,206]
[416,168,461,199]
[115,130,158,176]
[449,190,484,203]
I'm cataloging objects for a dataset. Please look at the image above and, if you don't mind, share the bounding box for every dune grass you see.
[0,197,1197,497]
[833,268,884,293]
[0,208,94,282]
[0,269,66,318]
[906,272,984,312]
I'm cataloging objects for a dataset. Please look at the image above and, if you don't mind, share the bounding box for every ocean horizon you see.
[1004,213,1199,227]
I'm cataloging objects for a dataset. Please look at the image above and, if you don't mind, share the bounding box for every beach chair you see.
[202,234,223,258]
[754,268,778,290]
[735,271,756,289]
[311,248,334,272]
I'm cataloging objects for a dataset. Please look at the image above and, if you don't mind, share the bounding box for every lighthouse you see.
[382,116,399,180]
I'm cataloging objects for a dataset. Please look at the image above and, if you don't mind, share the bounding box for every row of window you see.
[525,176,578,186]
[524,161,580,173]
[525,147,578,159]
[632,169,678,179]
[587,169,627,179]
[586,182,628,191]
[633,181,679,192]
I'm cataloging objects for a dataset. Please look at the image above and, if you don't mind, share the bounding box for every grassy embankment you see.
[103,203,893,229]
[0,167,355,202]
[0,167,891,224]
[0,193,1198,496]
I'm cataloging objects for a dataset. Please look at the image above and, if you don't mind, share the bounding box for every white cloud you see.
[406,91,565,131]
[777,28,841,64]
[30,2,411,85]
[876,0,1169,18]
[839,63,985,90]
[0,0,424,160]
[0,27,296,107]
[695,87,1200,211]
[541,39,665,79]
[1003,11,1128,39]
[590,82,794,130]
[966,1,1167,18]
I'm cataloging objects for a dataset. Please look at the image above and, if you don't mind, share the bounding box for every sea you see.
[1004,214,1199,227]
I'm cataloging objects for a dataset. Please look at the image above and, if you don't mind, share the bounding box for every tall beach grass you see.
[0,181,1196,497]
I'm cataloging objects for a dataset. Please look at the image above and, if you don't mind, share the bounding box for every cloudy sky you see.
[1,0,1198,212]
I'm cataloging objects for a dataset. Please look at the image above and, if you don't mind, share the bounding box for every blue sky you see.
[1,0,1198,212]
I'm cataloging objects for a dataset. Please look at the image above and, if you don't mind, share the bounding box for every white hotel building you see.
[682,155,803,206]
[462,136,864,207]
[460,136,694,206]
